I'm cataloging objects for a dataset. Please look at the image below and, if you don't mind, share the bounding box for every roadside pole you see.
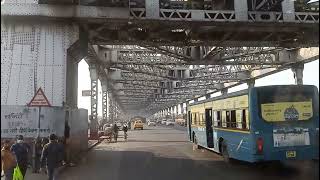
[28,87,51,173]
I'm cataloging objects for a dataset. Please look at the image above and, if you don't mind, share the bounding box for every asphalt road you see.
[58,126,318,180]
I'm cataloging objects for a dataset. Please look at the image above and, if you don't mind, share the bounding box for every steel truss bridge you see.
[1,0,319,132]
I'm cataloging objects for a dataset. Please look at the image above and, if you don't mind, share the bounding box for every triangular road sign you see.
[28,88,51,107]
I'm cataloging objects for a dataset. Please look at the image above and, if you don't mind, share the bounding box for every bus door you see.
[205,109,214,148]
[188,111,192,141]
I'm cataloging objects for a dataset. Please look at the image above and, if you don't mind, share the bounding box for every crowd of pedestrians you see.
[1,134,65,180]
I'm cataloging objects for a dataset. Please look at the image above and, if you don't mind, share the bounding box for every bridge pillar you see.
[1,21,80,106]
[180,103,184,114]
[247,79,255,88]
[282,0,295,22]
[234,0,248,21]
[102,83,108,125]
[221,88,228,95]
[89,65,98,138]
[66,55,78,108]
[175,105,178,115]
[291,63,304,85]
[191,46,201,60]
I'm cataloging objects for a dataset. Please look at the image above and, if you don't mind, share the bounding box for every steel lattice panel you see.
[1,50,13,105]
[1,22,79,106]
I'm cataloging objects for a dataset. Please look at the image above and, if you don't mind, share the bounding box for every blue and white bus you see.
[187,85,319,162]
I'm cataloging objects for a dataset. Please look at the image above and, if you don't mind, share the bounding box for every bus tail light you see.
[257,137,264,154]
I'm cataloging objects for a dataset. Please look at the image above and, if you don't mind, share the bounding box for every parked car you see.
[133,120,144,130]
[161,120,167,125]
[166,121,175,126]
[147,121,156,126]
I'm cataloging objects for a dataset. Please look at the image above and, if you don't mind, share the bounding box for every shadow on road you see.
[128,140,188,143]
[60,149,318,180]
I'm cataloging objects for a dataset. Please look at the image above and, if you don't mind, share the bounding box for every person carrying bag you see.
[13,166,23,180]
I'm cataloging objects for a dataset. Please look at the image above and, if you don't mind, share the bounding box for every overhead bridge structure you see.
[1,0,319,137]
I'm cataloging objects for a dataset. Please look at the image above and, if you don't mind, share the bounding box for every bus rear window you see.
[258,86,315,122]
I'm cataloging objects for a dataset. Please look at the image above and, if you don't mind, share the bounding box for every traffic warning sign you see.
[28,88,51,107]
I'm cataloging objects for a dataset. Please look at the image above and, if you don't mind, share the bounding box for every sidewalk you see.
[1,167,61,180]
[1,141,98,180]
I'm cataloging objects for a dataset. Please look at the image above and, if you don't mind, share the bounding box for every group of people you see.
[1,134,65,180]
[108,123,128,143]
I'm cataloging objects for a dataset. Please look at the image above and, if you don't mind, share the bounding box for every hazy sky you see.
[78,60,319,116]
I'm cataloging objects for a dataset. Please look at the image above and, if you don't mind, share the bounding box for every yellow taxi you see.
[133,120,144,130]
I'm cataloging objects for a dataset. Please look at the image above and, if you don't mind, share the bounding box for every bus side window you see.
[230,110,236,128]
[242,109,247,130]
[195,113,198,125]
[191,113,195,125]
[226,111,230,128]
[242,109,249,130]
[222,111,227,127]
[202,113,205,125]
[217,111,221,127]
[213,111,217,127]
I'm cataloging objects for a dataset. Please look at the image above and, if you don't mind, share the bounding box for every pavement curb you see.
[88,140,101,151]
[54,141,100,179]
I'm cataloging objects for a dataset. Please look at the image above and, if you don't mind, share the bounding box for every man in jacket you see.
[1,140,16,180]
[10,135,30,178]
[40,134,64,180]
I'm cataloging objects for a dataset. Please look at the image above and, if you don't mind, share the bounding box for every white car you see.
[147,121,156,126]
[166,121,175,126]
[161,120,167,125]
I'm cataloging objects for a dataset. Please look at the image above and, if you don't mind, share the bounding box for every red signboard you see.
[28,88,51,107]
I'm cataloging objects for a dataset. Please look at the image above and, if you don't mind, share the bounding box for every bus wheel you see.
[221,141,230,163]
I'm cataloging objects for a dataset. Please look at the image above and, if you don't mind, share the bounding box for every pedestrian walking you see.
[112,123,119,142]
[123,124,128,141]
[41,137,49,148]
[10,135,31,178]
[1,140,17,180]
[33,137,42,173]
[40,134,64,180]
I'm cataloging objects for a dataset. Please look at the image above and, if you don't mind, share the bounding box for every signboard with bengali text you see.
[82,90,91,96]
[1,106,65,138]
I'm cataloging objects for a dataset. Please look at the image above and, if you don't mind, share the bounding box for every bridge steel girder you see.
[85,23,318,115]
[2,3,319,47]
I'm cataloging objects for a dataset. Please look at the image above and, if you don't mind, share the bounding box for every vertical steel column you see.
[145,0,160,19]
[180,103,184,114]
[234,0,248,21]
[108,92,114,123]
[175,105,179,116]
[282,0,295,22]
[102,84,108,123]
[89,65,98,138]
[292,64,304,85]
